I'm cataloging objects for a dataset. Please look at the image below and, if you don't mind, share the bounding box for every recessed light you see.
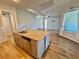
[14,0,18,2]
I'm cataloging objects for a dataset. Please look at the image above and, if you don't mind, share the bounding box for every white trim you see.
[0,9,7,42]
[0,9,17,43]
[59,9,79,43]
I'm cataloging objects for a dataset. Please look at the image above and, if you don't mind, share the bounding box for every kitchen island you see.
[14,29,50,59]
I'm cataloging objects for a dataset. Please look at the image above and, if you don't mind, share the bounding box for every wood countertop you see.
[15,29,48,41]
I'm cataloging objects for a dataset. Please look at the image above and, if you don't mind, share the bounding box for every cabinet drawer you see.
[31,45,37,57]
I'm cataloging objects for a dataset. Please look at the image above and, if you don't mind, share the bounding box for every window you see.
[64,10,78,32]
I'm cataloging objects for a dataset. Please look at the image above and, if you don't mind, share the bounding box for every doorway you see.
[0,9,17,43]
[2,11,13,39]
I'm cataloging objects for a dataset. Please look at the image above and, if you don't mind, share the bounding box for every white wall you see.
[36,15,44,29]
[47,16,60,30]
[16,9,37,30]
[0,14,5,42]
[41,4,61,31]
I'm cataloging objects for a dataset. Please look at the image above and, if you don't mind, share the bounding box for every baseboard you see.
[59,34,79,43]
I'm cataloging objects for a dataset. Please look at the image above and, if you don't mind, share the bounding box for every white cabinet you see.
[45,35,50,50]
[31,39,44,59]
[31,36,50,59]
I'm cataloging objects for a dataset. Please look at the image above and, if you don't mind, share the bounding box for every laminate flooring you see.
[0,32,79,59]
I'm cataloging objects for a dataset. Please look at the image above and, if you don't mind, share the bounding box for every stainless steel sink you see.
[19,31,27,34]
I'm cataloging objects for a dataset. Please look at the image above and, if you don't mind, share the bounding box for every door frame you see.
[0,9,17,42]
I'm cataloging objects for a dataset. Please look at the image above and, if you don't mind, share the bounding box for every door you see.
[2,11,13,37]
[0,11,6,42]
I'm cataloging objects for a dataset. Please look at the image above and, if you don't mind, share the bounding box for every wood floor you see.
[0,32,79,59]
[42,33,79,59]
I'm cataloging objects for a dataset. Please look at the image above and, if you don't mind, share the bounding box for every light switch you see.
[52,20,55,22]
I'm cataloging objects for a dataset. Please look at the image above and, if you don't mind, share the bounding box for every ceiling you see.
[0,0,52,10]
[0,0,75,15]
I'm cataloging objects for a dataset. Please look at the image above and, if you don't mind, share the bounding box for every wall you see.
[0,3,17,32]
[0,3,37,43]
[41,4,61,31]
[36,15,44,29]
[47,16,60,30]
[16,9,37,30]
[0,13,5,42]
[0,3,15,11]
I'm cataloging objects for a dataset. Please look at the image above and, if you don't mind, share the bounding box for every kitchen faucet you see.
[22,25,27,31]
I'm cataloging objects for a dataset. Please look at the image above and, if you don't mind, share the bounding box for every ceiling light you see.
[27,8,38,14]
[14,0,18,2]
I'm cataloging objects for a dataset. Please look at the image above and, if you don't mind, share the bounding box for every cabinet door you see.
[31,40,44,59]
[31,40,37,57]
[45,35,49,50]
[22,37,32,55]
[14,33,20,45]
[19,38,24,48]
[37,39,44,59]
[14,33,23,48]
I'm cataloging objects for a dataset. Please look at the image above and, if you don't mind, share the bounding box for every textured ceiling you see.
[41,0,78,16]
[0,0,50,10]
[0,0,74,14]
